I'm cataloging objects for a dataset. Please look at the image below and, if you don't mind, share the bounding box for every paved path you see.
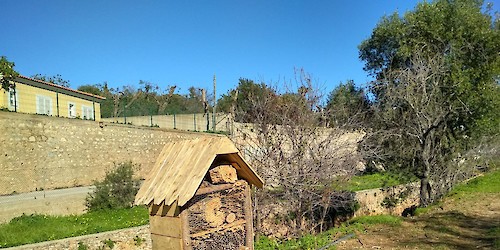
[0,186,95,223]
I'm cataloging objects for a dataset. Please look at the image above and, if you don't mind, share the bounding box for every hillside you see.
[337,170,500,250]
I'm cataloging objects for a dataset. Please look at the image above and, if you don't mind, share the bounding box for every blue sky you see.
[2,1,443,98]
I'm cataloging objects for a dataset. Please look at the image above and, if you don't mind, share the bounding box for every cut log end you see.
[209,165,238,184]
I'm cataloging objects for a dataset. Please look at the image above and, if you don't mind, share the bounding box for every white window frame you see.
[82,105,94,120]
[68,102,76,118]
[36,95,52,116]
[8,87,19,111]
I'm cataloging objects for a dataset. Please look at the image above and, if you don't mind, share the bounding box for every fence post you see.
[124,106,127,124]
[150,114,153,127]
[194,113,197,131]
[56,92,60,117]
[173,113,176,129]
[92,97,96,121]
[206,113,210,131]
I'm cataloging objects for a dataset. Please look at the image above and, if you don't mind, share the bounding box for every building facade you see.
[0,76,105,121]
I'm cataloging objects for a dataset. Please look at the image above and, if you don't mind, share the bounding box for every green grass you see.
[449,170,500,195]
[0,206,149,248]
[349,214,402,226]
[414,169,500,216]
[340,172,416,192]
[255,215,401,250]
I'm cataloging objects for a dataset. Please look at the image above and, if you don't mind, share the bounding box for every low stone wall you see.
[354,182,420,217]
[0,111,202,195]
[258,183,420,238]
[8,226,152,250]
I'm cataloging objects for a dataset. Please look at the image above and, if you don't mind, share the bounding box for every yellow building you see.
[0,75,105,121]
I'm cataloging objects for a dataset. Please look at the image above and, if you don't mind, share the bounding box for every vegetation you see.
[261,168,500,249]
[415,167,500,216]
[358,0,500,206]
[325,80,371,129]
[255,215,401,250]
[341,172,417,192]
[77,81,208,118]
[0,56,18,90]
[0,206,148,248]
[31,74,71,88]
[86,162,140,212]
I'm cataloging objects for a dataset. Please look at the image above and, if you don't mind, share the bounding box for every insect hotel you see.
[135,136,264,250]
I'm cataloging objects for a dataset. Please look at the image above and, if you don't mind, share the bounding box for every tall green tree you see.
[359,0,500,206]
[218,78,275,122]
[326,80,370,128]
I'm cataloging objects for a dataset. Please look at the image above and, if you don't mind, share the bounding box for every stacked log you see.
[183,164,251,250]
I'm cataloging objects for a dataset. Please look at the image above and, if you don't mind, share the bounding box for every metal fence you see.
[100,113,234,134]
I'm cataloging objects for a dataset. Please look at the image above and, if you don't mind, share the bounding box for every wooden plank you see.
[163,138,213,206]
[244,182,254,249]
[149,216,182,238]
[153,140,195,205]
[189,219,246,238]
[136,142,177,205]
[195,183,236,196]
[151,234,183,250]
[181,209,192,250]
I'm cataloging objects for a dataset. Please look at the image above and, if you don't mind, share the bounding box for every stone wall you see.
[0,111,202,195]
[10,226,152,250]
[354,182,420,217]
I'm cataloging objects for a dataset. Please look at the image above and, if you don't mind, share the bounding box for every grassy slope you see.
[340,172,417,192]
[255,215,402,250]
[258,169,500,250]
[341,169,500,250]
[0,206,149,248]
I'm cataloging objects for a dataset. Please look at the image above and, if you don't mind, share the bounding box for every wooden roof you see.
[135,136,264,207]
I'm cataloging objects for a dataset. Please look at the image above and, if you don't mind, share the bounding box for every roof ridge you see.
[17,75,106,100]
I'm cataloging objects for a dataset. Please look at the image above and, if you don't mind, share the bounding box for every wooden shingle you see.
[135,136,263,207]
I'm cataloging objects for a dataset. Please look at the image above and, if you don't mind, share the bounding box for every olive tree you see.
[359,0,500,206]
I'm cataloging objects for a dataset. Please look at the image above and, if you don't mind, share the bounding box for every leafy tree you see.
[77,84,103,96]
[32,74,70,88]
[359,0,500,206]
[218,78,275,122]
[0,56,18,90]
[326,80,371,128]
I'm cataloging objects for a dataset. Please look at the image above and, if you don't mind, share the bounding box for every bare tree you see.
[230,72,362,236]
[140,80,177,115]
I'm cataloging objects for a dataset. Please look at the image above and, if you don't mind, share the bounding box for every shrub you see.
[86,162,140,211]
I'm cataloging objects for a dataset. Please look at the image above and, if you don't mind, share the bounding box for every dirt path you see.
[337,192,500,250]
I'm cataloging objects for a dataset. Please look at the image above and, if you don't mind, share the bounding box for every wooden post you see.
[244,182,254,249]
[181,209,192,250]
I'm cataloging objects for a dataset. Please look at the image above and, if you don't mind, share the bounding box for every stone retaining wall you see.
[0,111,202,195]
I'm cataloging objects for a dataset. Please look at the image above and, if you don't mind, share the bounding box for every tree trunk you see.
[419,174,431,206]
[420,135,433,207]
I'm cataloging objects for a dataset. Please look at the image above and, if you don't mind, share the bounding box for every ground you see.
[337,188,500,249]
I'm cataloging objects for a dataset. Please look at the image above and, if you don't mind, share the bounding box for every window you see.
[68,103,76,118]
[36,95,52,115]
[82,105,94,120]
[8,87,18,111]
